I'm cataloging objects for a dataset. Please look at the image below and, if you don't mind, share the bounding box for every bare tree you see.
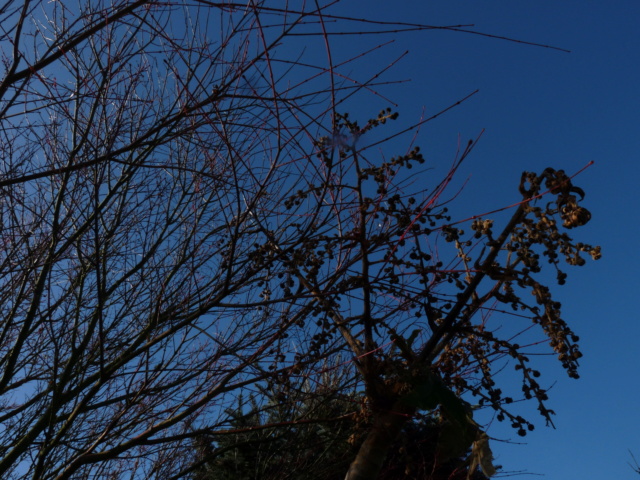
[185,110,599,480]
[630,451,640,475]
[0,1,599,479]
[0,1,403,478]
[261,111,600,479]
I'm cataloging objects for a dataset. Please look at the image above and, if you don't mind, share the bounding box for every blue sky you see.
[2,2,635,477]
[323,1,639,478]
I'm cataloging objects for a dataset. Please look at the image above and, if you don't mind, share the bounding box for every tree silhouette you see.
[0,1,599,479]
[190,368,489,480]
[183,110,598,479]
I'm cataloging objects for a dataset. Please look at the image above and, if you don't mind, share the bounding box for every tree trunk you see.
[345,402,416,480]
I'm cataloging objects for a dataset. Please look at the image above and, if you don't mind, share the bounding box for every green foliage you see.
[404,370,495,476]
[191,385,491,480]
[191,386,358,480]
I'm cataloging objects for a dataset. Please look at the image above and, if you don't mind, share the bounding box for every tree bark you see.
[345,402,416,480]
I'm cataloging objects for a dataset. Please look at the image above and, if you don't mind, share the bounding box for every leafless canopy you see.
[0,1,599,479]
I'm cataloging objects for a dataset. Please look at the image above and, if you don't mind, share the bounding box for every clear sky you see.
[2,2,635,478]
[322,1,639,478]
